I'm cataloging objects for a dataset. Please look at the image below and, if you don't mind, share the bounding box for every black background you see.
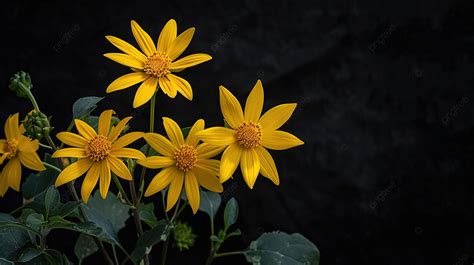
[1,0,474,264]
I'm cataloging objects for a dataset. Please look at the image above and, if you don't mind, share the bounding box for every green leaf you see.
[72,96,103,119]
[44,186,57,218]
[54,201,82,218]
[244,232,320,265]
[18,248,43,262]
[131,220,173,263]
[210,235,222,243]
[46,216,103,238]
[82,191,130,245]
[223,198,239,231]
[0,213,30,261]
[226,228,242,239]
[74,234,99,264]
[139,202,159,228]
[22,154,59,200]
[199,190,221,221]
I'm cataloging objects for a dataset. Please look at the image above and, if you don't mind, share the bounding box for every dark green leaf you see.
[210,235,222,243]
[22,154,59,200]
[74,234,99,264]
[28,186,61,216]
[226,228,242,239]
[18,248,43,262]
[44,186,57,218]
[223,198,239,231]
[46,216,103,238]
[131,220,173,263]
[244,232,320,265]
[199,190,221,221]
[72,96,103,119]
[0,213,29,261]
[138,203,158,228]
[54,201,82,218]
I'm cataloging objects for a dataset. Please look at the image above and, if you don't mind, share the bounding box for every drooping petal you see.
[56,132,88,147]
[218,86,244,129]
[112,132,144,150]
[52,148,86,158]
[143,133,177,157]
[17,136,39,153]
[195,127,236,146]
[108,117,133,142]
[107,156,132,180]
[105,35,147,62]
[259,103,297,131]
[261,130,304,150]
[98,110,114,136]
[158,76,177,98]
[186,119,204,147]
[75,119,97,140]
[195,143,226,159]
[157,19,177,53]
[131,20,156,56]
[103,53,144,69]
[184,171,200,214]
[219,143,242,183]
[107,72,149,93]
[240,149,260,189]
[167,27,195,60]
[133,77,158,108]
[4,158,21,191]
[163,117,184,146]
[192,166,223,192]
[254,146,279,185]
[5,113,19,140]
[166,170,184,212]
[110,148,145,160]
[18,152,46,171]
[144,167,177,196]
[169,54,212,70]
[167,74,193,100]
[137,156,175,169]
[244,80,264,122]
[99,160,111,199]
[81,162,100,203]
[55,159,93,187]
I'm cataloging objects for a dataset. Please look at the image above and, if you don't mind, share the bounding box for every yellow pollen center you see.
[144,52,171,78]
[85,135,112,162]
[174,145,197,172]
[236,122,262,149]
[5,139,18,159]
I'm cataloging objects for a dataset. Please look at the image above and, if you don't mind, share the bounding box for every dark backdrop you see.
[1,0,474,264]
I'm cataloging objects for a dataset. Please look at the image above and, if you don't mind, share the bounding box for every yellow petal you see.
[52,148,86,158]
[167,74,193,100]
[81,162,100,203]
[0,169,9,197]
[169,54,212,70]
[167,27,195,60]
[143,133,176,157]
[196,159,220,175]
[17,136,39,153]
[0,154,7,165]
[4,158,21,191]
[55,159,93,187]
[56,132,88,147]
[254,146,279,185]
[133,77,158,108]
[131,20,156,56]
[105,35,147,62]
[107,72,149,93]
[163,117,184,146]
[166,170,184,212]
[261,130,304,150]
[108,117,133,142]
[192,167,223,193]
[158,76,177,98]
[184,171,200,214]
[98,110,114,136]
[219,143,242,183]
[144,167,176,196]
[5,113,19,140]
[157,19,177,53]
[18,152,45,171]
[99,160,111,199]
[107,156,132,180]
[244,80,264,122]
[240,149,260,189]
[110,148,145,160]
[186,119,204,147]
[0,139,5,154]
[112,132,144,150]
[195,143,226,159]
[137,156,175,169]
[259,103,297,131]
[104,53,144,69]
[219,86,244,129]
[195,127,236,146]
[75,119,97,140]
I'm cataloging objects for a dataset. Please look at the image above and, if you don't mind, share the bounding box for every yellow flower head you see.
[104,19,212,108]
[0,113,46,197]
[52,110,145,203]
[196,80,304,189]
[139,117,225,214]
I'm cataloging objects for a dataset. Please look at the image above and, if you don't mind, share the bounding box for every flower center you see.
[144,52,171,78]
[236,122,262,149]
[4,139,18,159]
[85,135,112,162]
[174,145,197,172]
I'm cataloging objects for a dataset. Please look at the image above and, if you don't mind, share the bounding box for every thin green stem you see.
[112,245,119,265]
[149,92,156,133]
[214,251,245,258]
[21,83,40,112]
[112,174,132,206]
[159,235,170,265]
[42,162,62,173]
[39,143,53,150]
[118,244,135,265]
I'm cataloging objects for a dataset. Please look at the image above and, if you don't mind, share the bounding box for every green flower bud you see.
[9,71,32,98]
[22,110,53,140]
[173,221,197,251]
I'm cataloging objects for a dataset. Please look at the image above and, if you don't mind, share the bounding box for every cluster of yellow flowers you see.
[0,20,303,215]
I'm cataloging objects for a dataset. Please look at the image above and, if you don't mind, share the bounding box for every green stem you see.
[42,162,62,173]
[21,83,40,112]
[112,245,119,265]
[159,235,170,265]
[129,178,149,265]
[39,143,53,150]
[214,251,245,258]
[118,243,135,265]
[112,174,133,205]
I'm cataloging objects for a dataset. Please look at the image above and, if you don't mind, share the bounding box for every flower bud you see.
[9,71,32,98]
[22,110,53,140]
[173,221,197,251]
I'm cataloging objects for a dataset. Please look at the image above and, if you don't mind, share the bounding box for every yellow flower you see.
[0,113,45,197]
[52,110,145,202]
[196,80,304,189]
[139,117,225,214]
[104,19,212,108]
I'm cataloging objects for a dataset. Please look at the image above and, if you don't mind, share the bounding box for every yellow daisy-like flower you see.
[139,117,225,214]
[104,19,212,108]
[196,80,304,189]
[52,110,145,202]
[0,113,45,197]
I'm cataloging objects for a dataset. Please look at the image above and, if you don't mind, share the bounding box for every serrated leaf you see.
[72,96,103,119]
[0,213,31,261]
[199,190,221,221]
[131,220,173,263]
[138,202,158,228]
[244,232,320,265]
[223,198,239,231]
[22,154,59,200]
[74,234,99,264]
